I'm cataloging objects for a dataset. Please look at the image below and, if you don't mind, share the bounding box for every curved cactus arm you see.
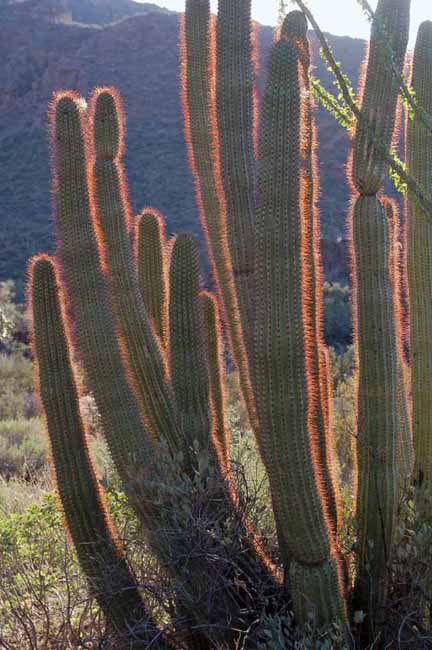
[200,290,230,469]
[254,24,345,625]
[352,0,411,194]
[30,255,165,647]
[407,21,432,505]
[181,0,257,435]
[216,0,257,354]
[168,234,212,459]
[136,208,169,349]
[90,88,184,452]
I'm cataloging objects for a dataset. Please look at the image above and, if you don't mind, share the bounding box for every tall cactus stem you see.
[216,0,257,355]
[284,11,341,537]
[348,0,410,624]
[255,24,345,624]
[406,20,432,507]
[50,92,157,507]
[351,195,402,621]
[385,199,414,488]
[29,255,162,647]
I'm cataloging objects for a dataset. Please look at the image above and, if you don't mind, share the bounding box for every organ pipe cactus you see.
[407,20,432,508]
[28,0,432,644]
[34,87,276,648]
[349,0,411,624]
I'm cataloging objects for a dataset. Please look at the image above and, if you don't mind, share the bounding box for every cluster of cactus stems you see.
[181,0,346,624]
[27,0,432,645]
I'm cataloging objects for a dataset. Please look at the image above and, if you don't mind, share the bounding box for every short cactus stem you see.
[290,554,346,627]
[352,0,411,194]
[169,233,212,459]
[137,208,169,348]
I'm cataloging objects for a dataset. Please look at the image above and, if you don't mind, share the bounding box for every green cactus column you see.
[286,10,341,537]
[137,208,169,348]
[407,21,432,508]
[169,234,212,458]
[30,255,163,648]
[350,0,411,624]
[254,20,345,625]
[216,0,256,355]
[351,196,402,618]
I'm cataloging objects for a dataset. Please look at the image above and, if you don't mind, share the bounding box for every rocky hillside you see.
[0,0,365,293]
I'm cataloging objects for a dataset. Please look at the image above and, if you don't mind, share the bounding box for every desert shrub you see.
[0,493,106,649]
[0,450,280,649]
[0,418,46,479]
[329,346,356,488]
[257,614,348,649]
[0,474,50,517]
[380,499,432,648]
[0,354,36,420]
[1,429,431,649]
[0,280,27,353]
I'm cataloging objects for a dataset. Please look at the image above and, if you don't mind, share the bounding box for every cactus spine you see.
[407,21,432,506]
[350,0,411,621]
